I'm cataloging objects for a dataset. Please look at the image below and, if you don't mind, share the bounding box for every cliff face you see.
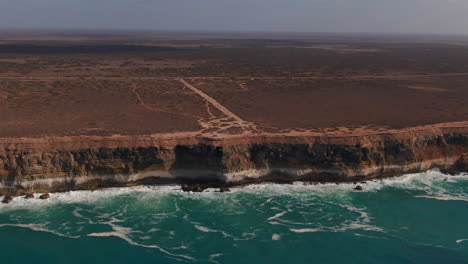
[0,128,467,195]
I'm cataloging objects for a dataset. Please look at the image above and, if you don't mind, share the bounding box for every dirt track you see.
[179,79,244,123]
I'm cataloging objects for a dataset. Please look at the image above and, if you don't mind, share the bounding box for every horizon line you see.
[0,27,467,39]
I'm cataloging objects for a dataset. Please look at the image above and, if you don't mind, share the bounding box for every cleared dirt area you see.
[0,33,467,137]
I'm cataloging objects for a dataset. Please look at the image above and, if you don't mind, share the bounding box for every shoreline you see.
[1,122,467,195]
[1,169,467,203]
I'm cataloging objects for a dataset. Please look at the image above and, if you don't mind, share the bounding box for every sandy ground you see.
[0,75,466,139]
[0,37,467,138]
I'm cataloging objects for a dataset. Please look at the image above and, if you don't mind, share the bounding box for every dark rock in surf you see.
[25,193,34,199]
[442,153,468,175]
[182,184,207,192]
[39,193,50,199]
[2,196,13,204]
[220,187,230,192]
[354,185,363,191]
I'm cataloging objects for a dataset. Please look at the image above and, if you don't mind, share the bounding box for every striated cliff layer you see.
[0,124,467,195]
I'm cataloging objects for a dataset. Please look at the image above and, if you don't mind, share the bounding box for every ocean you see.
[0,170,467,264]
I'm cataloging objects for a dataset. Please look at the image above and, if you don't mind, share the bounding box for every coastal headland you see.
[0,31,467,194]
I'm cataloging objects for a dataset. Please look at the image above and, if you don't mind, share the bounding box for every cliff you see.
[0,124,467,195]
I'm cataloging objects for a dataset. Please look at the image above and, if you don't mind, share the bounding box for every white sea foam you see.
[209,253,223,259]
[226,170,468,204]
[290,228,323,233]
[208,253,224,264]
[0,184,180,210]
[193,223,256,241]
[195,225,220,233]
[272,234,281,240]
[268,221,282,225]
[415,195,468,202]
[172,245,188,250]
[259,197,274,207]
[1,170,466,211]
[456,239,468,244]
[88,231,120,237]
[290,223,385,233]
[0,223,79,238]
[267,211,287,221]
[87,218,194,262]
[287,201,385,234]
[338,223,385,232]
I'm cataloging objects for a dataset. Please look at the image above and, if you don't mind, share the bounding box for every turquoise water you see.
[1,170,467,264]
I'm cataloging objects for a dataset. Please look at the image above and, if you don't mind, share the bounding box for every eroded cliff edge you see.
[0,124,467,195]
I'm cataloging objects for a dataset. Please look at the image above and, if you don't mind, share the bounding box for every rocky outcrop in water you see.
[353,186,363,191]
[442,153,468,175]
[0,126,467,195]
[220,187,230,192]
[39,193,50,199]
[1,195,13,203]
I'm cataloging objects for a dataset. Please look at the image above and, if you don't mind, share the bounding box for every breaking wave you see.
[0,170,467,262]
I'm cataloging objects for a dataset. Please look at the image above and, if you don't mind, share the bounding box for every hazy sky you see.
[0,0,467,35]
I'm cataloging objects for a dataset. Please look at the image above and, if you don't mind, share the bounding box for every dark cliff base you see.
[0,164,465,197]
